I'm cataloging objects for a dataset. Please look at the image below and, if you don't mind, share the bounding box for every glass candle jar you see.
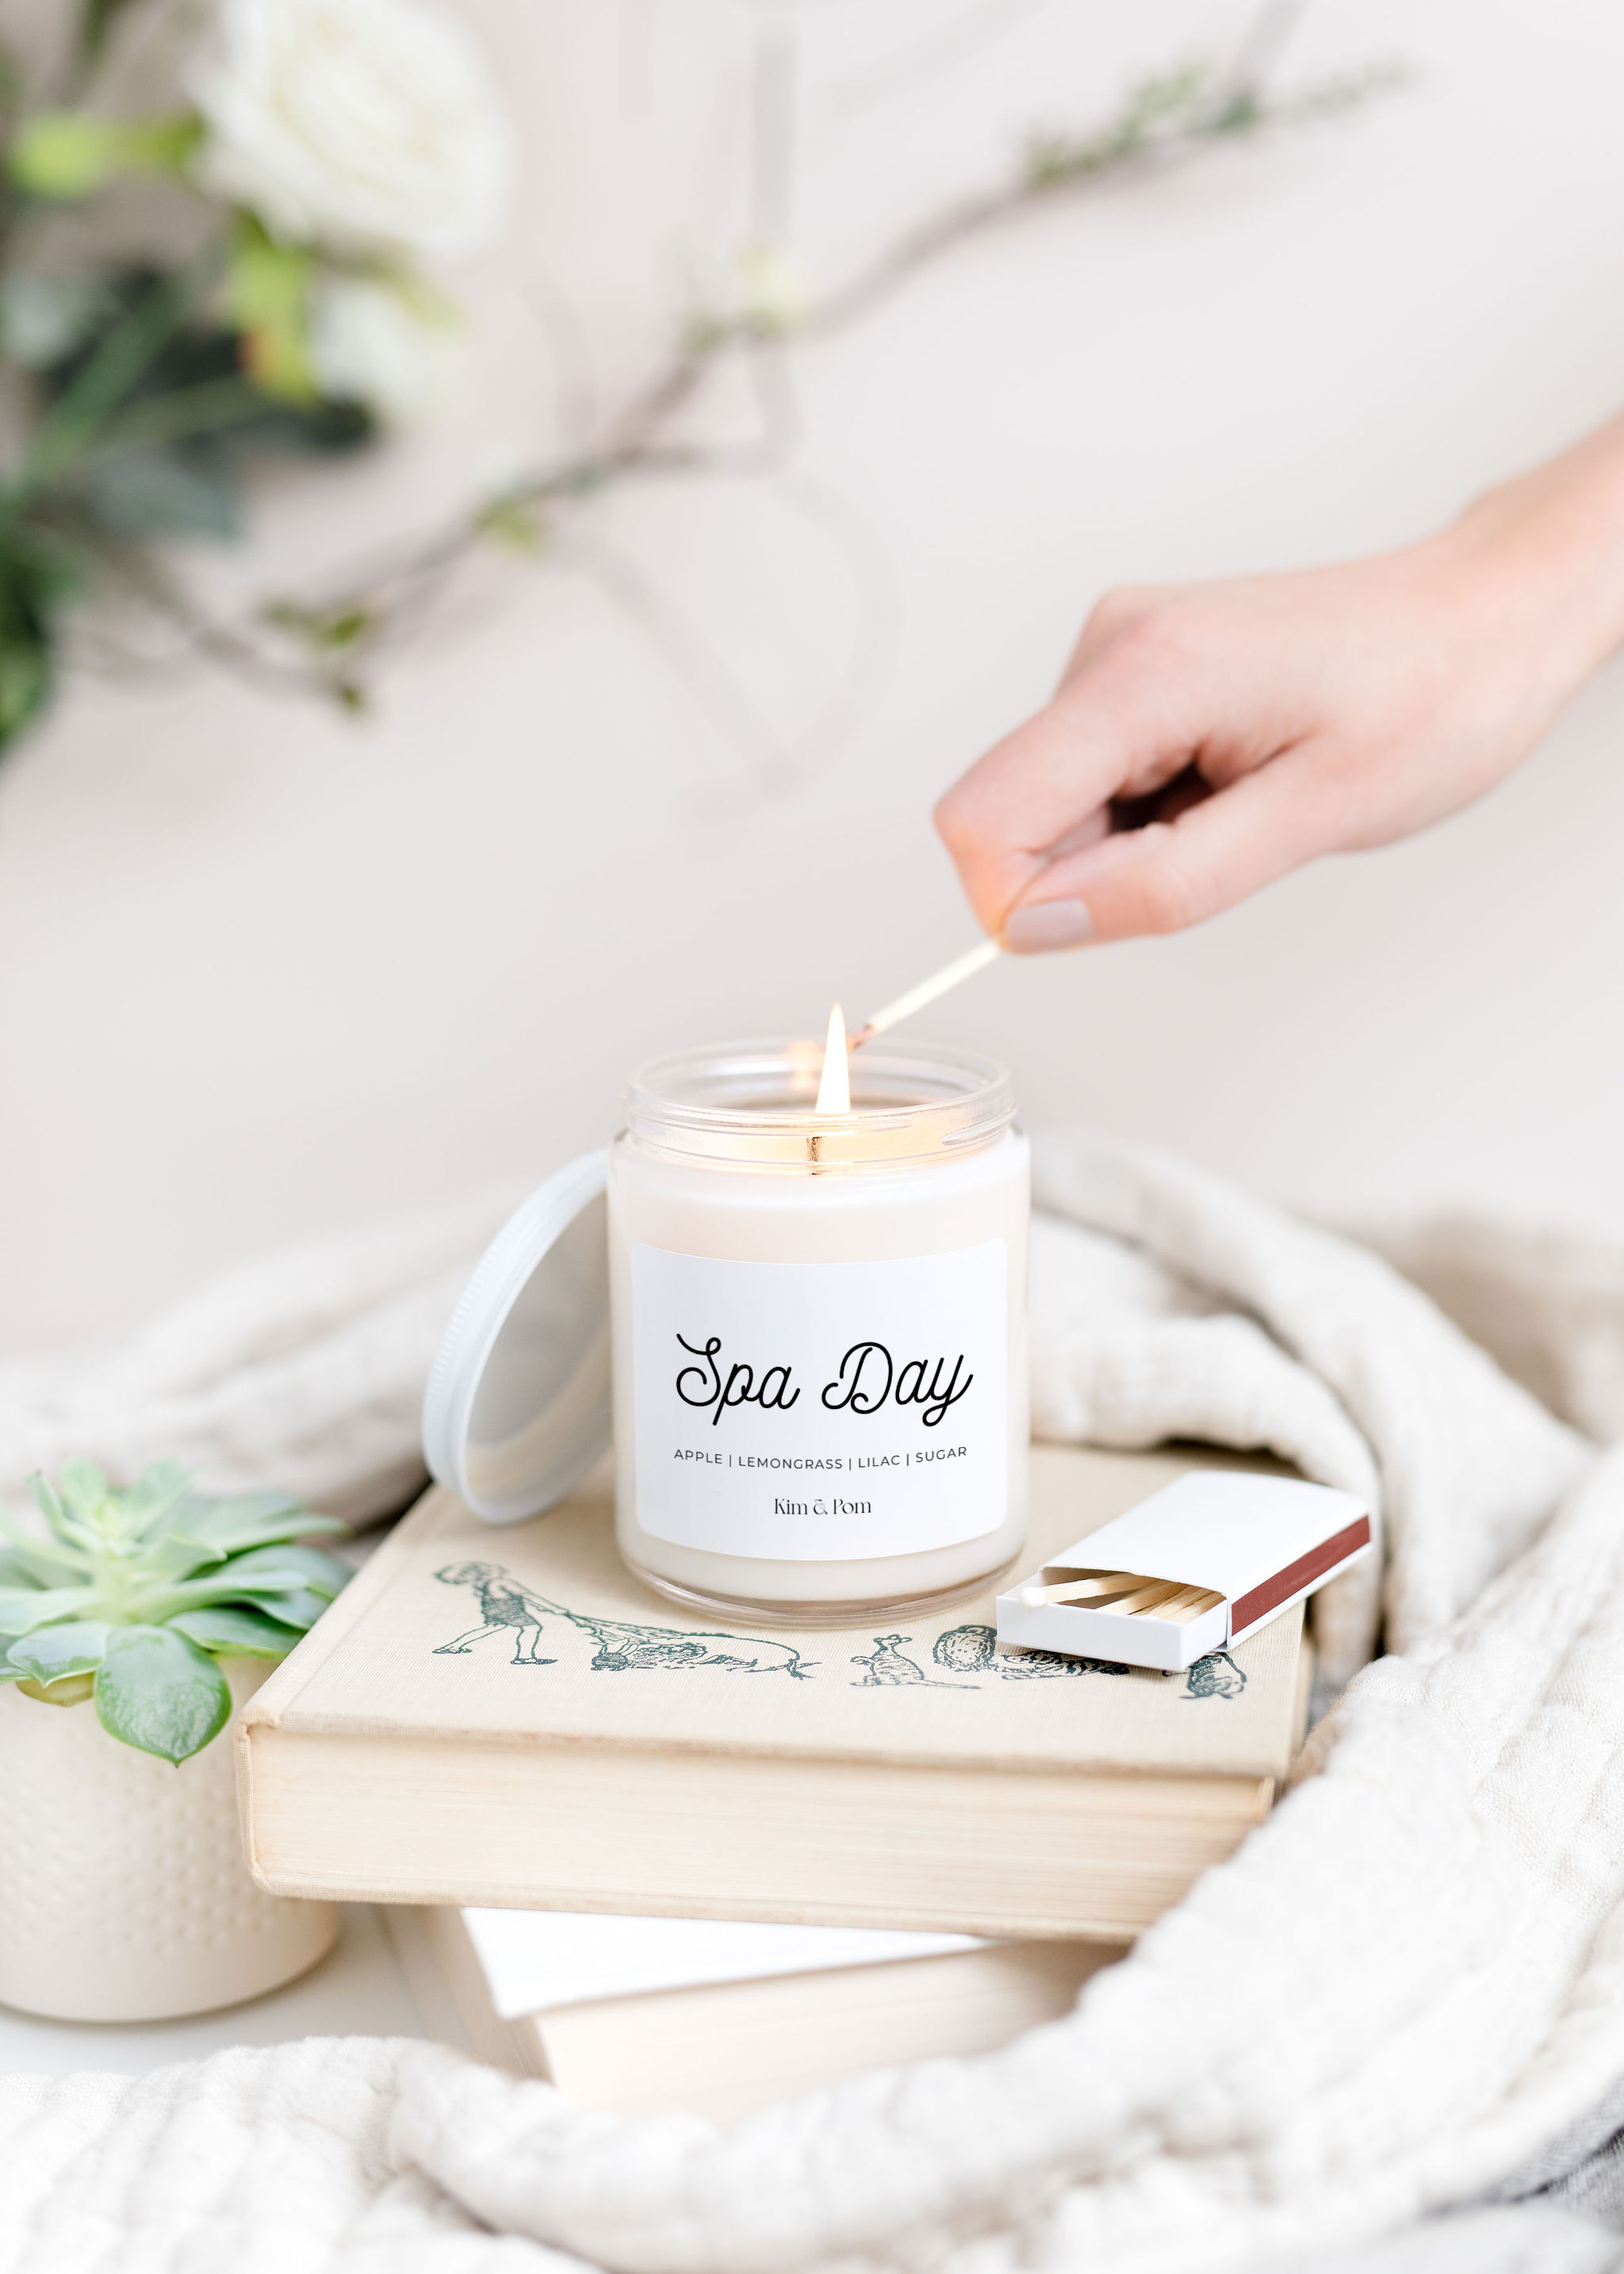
[608,1036,1028,1623]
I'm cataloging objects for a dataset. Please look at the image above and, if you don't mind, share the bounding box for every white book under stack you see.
[996,1473,1372,1673]
[388,1905,1122,2125]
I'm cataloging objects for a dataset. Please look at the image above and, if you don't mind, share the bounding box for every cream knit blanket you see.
[5,1133,1624,2274]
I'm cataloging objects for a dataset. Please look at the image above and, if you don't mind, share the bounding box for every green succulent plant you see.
[0,1459,349,1763]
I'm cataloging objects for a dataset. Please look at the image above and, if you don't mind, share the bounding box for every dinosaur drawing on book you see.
[432,1562,815,1678]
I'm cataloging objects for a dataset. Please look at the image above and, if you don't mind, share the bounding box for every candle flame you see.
[815,1003,850,1113]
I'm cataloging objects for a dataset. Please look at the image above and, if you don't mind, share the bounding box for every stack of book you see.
[242,1443,1312,2117]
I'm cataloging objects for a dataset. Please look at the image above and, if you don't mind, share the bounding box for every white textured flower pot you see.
[0,1658,337,2023]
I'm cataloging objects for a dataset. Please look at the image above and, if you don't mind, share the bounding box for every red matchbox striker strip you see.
[1230,1516,1372,1637]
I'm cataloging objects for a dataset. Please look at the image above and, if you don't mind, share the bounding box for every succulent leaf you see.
[3,1462,346,1755]
[0,1584,98,1635]
[182,1496,346,1553]
[0,1523,87,1586]
[119,1459,195,1539]
[94,1626,232,1763]
[167,1605,303,1658]
[130,1567,317,1624]
[216,1542,350,1597]
[226,1585,330,1630]
[26,1472,102,1556]
[146,1532,228,1582]
[57,1459,109,1523]
[20,1671,98,1705]
[6,1620,109,1682]
[25,1472,67,1532]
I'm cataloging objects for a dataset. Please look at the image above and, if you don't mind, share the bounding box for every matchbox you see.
[994,1472,1373,1673]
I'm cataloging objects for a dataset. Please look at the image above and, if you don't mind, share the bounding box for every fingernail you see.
[1002,898,1094,954]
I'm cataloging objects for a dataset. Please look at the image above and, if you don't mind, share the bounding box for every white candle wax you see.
[609,1036,1029,1622]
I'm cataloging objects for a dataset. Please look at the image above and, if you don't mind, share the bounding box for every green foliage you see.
[9,110,201,201]
[0,14,1400,760]
[11,113,125,200]
[260,596,375,711]
[0,260,372,754]
[0,1460,348,1763]
[0,523,80,743]
[0,274,115,368]
[79,447,240,538]
[476,493,548,554]
[95,1625,232,1761]
[223,216,316,404]
[1024,63,1213,190]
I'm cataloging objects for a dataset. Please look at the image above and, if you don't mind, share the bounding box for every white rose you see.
[308,274,460,424]
[193,0,511,263]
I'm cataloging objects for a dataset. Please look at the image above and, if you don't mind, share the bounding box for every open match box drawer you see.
[995,1472,1373,1673]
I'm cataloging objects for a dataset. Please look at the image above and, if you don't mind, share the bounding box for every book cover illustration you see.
[435,1561,814,1679]
[432,1563,1245,1702]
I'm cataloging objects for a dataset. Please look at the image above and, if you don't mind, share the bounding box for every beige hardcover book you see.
[241,1443,1309,1941]
[386,1905,1125,2127]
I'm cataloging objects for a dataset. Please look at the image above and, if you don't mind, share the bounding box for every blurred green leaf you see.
[79,0,135,66]
[145,1531,228,1582]
[0,530,75,747]
[0,1519,86,1587]
[58,1460,109,1525]
[95,1625,231,1763]
[178,1499,347,1556]
[0,1584,98,1636]
[476,495,547,553]
[0,274,112,368]
[26,1472,67,1533]
[0,641,49,741]
[9,110,201,201]
[121,116,202,174]
[79,446,241,538]
[6,258,218,511]
[224,219,316,404]
[120,1460,197,1539]
[262,599,374,653]
[10,113,124,199]
[219,1542,350,1598]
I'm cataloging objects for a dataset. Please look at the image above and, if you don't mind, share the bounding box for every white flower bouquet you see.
[0,0,510,748]
[0,2,1390,776]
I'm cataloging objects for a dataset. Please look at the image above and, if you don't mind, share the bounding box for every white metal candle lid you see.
[422,1150,611,1526]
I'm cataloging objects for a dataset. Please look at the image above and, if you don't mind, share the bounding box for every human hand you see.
[935,454,1624,951]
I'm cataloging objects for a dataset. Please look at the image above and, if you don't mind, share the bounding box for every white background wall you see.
[2,0,1622,1355]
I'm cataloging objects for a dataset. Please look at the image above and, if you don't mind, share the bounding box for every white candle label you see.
[630,1240,1007,1561]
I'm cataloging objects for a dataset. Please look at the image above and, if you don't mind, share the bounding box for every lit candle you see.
[608,1019,1029,1621]
[814,1003,850,1115]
